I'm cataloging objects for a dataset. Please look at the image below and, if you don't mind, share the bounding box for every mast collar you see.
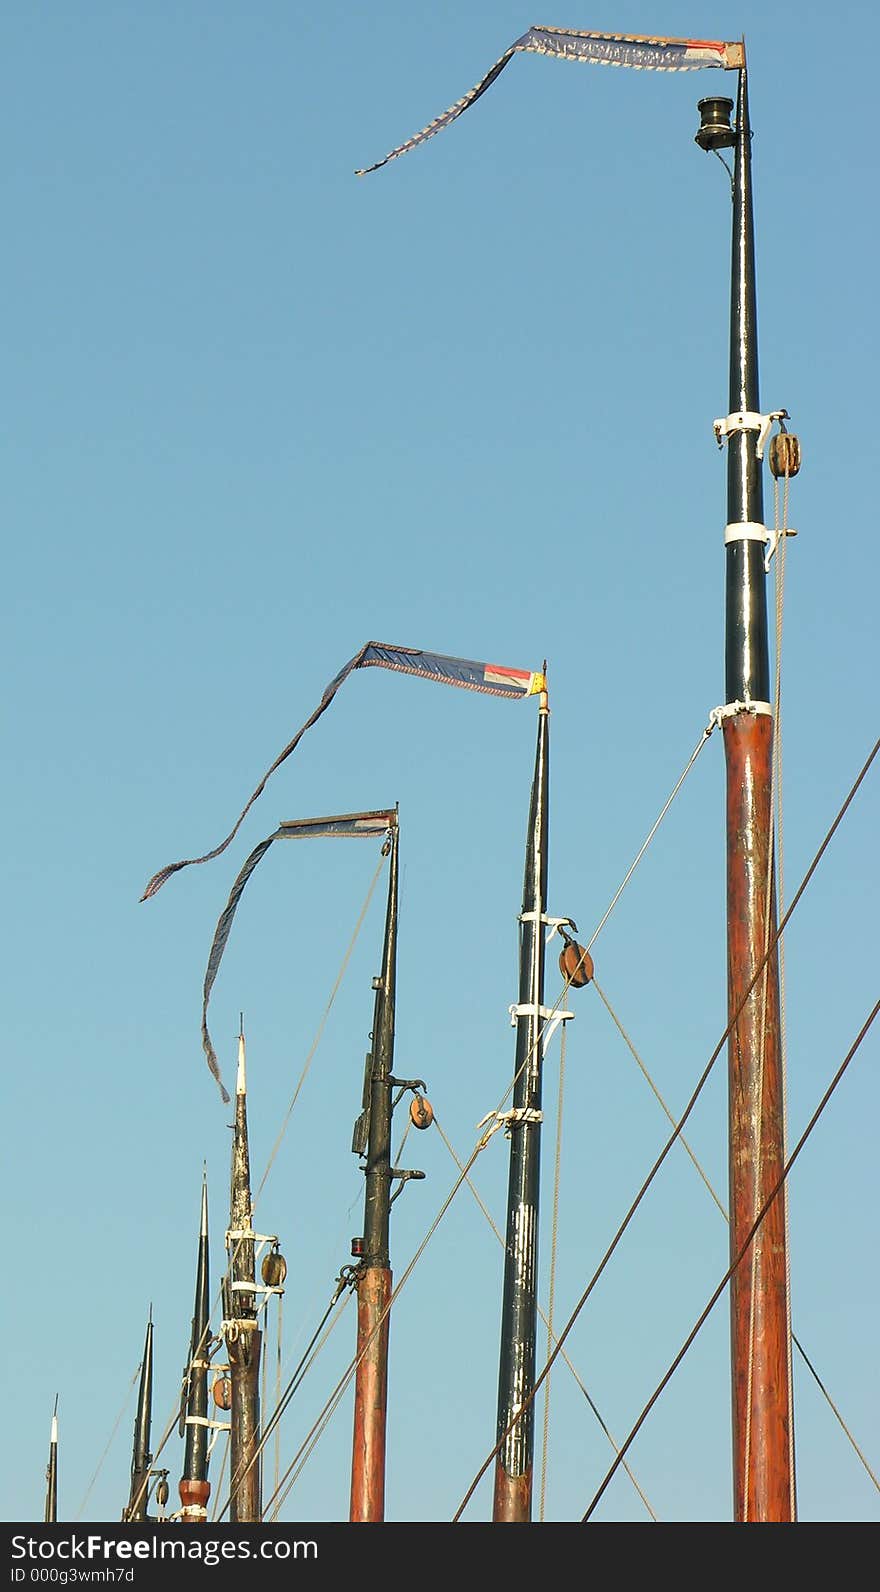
[713,408,789,460]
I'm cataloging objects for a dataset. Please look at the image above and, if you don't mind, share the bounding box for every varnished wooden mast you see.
[721,65,795,1522]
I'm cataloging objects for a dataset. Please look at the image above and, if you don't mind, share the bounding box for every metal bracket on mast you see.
[713,407,788,459]
[709,695,773,725]
[508,1000,574,1048]
[723,520,798,574]
[476,1106,543,1147]
[519,910,578,948]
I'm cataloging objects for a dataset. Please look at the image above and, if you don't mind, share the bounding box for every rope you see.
[583,997,880,1519]
[452,733,880,1521]
[593,978,726,1216]
[774,465,798,1515]
[596,970,877,1494]
[742,455,794,1520]
[261,994,578,1524]
[74,1360,141,1520]
[274,1292,283,1510]
[586,719,716,953]
[254,849,388,1208]
[433,1117,657,1520]
[539,1018,566,1522]
[212,1278,353,1521]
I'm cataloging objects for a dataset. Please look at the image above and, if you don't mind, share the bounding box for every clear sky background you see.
[4,1,877,1526]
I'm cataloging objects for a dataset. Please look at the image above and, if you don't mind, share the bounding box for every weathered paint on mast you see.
[493,684,549,1521]
[225,1026,262,1523]
[179,1169,212,1523]
[123,1313,154,1522]
[722,66,795,1522]
[44,1397,58,1523]
[349,813,398,1523]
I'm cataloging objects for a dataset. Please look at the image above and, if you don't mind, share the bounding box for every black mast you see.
[493,677,549,1521]
[223,1024,262,1523]
[43,1396,58,1523]
[123,1312,154,1521]
[179,1168,212,1523]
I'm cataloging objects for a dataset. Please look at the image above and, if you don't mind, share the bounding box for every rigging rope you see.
[106,866,385,1527]
[582,996,880,1519]
[259,968,581,1522]
[451,732,880,1520]
[433,1116,658,1519]
[539,1017,567,1523]
[254,849,388,1209]
[585,720,716,952]
[743,453,795,1520]
[74,1361,141,1521]
[774,465,798,1514]
[595,971,877,1492]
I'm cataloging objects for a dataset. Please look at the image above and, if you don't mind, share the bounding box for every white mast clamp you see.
[724,520,798,574]
[518,911,579,947]
[709,698,773,725]
[508,1001,574,1048]
[713,408,788,459]
[183,1414,231,1432]
[476,1106,544,1145]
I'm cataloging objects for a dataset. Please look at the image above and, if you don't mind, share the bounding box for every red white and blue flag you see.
[141,641,543,903]
[200,810,398,1101]
[356,25,744,175]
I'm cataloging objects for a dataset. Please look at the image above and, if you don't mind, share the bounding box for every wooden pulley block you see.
[261,1249,287,1287]
[410,1093,434,1129]
[769,431,801,479]
[559,939,594,987]
[212,1376,232,1410]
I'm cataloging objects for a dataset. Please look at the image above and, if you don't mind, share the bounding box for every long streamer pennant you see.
[356,25,744,175]
[201,810,396,1102]
[141,641,543,903]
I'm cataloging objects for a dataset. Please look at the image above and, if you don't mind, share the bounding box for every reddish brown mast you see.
[699,66,796,1520]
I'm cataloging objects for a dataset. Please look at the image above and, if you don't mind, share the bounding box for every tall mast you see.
[43,1396,58,1523]
[123,1312,154,1521]
[349,812,399,1522]
[179,1168,212,1523]
[223,1023,262,1522]
[711,65,796,1521]
[493,677,549,1521]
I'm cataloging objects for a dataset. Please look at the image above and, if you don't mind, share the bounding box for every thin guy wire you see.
[582,997,880,1520]
[451,733,880,1521]
[433,1116,658,1520]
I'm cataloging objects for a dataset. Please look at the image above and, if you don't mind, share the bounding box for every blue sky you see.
[4,1,878,1525]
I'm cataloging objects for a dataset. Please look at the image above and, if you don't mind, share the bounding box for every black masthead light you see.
[695,95,736,151]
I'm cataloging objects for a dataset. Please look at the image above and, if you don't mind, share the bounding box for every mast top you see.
[236,1024,247,1097]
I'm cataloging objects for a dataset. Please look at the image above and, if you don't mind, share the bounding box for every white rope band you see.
[710,699,773,726]
[724,521,768,544]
